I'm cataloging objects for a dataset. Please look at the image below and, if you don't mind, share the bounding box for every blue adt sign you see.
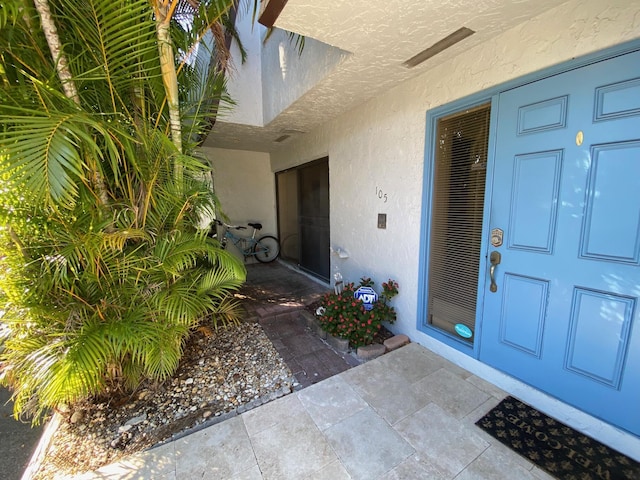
[354,286,378,311]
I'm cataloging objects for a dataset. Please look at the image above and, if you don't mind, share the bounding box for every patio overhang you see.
[206,0,574,153]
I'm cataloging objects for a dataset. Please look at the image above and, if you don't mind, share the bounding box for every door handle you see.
[489,251,501,293]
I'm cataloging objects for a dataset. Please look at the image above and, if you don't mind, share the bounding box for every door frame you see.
[417,38,640,357]
[418,95,498,357]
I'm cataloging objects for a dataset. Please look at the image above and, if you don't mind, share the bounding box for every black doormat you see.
[475,396,640,480]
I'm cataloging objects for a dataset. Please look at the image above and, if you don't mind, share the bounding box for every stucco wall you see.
[202,147,277,251]
[269,0,640,457]
[261,29,349,125]
[221,9,265,126]
[220,13,348,127]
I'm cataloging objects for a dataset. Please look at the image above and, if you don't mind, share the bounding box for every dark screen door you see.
[298,159,330,281]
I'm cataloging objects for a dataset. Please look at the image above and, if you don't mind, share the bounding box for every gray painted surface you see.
[0,387,43,480]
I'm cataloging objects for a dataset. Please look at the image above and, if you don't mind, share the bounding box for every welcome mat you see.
[475,396,640,480]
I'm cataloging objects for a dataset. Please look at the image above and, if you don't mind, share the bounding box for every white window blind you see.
[428,104,491,342]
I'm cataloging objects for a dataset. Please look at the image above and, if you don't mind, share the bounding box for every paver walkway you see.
[259,312,360,389]
[235,261,327,322]
[237,262,359,389]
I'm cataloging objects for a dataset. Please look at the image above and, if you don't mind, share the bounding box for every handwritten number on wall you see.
[376,186,388,203]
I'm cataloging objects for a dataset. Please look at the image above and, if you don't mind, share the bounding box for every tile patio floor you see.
[72,262,555,479]
[74,343,555,480]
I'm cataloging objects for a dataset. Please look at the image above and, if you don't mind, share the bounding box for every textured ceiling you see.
[204,0,568,152]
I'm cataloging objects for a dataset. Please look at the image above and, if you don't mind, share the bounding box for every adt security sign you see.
[354,286,378,311]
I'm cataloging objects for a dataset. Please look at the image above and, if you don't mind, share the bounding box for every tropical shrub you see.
[0,0,247,423]
[317,277,399,348]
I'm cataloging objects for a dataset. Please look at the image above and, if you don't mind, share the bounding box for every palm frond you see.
[142,323,187,380]
[207,295,244,328]
[0,102,127,207]
[197,266,244,297]
[263,28,305,57]
[55,0,160,111]
[203,242,246,278]
[181,61,232,148]
[101,229,151,251]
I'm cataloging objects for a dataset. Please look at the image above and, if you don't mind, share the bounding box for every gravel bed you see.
[34,322,296,479]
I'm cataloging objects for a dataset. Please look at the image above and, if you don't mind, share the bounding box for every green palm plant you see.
[0,0,248,423]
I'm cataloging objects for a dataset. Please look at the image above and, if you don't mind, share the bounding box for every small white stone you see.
[125,413,147,427]
[137,390,150,401]
[70,410,84,424]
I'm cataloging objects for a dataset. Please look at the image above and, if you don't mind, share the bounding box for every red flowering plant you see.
[317,277,399,348]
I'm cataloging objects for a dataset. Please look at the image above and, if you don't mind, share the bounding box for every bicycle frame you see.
[211,220,280,263]
[221,227,259,258]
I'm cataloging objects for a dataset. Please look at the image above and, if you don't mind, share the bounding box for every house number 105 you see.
[376,186,388,203]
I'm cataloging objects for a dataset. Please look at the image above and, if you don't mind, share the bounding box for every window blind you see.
[428,104,491,342]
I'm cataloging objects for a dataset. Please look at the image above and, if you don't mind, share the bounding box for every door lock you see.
[490,228,503,247]
[489,251,501,293]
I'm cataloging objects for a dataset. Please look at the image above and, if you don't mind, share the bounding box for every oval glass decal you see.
[454,323,473,339]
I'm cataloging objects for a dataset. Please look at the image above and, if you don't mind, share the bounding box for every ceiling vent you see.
[274,129,305,143]
[403,27,475,68]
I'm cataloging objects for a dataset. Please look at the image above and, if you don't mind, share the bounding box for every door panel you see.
[480,50,640,435]
[298,159,330,281]
[508,150,562,253]
[581,141,640,262]
[499,273,548,358]
[565,288,634,389]
[277,169,300,261]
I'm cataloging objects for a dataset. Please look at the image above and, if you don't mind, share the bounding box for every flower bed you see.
[317,278,398,348]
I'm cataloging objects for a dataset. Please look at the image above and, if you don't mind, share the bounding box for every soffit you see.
[204,0,569,152]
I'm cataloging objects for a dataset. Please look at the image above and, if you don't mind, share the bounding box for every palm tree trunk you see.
[153,1,183,163]
[33,0,80,104]
[33,0,110,207]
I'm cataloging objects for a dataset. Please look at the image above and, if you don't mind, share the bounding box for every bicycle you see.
[210,220,280,263]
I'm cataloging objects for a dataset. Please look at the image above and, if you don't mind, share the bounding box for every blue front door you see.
[480,49,640,435]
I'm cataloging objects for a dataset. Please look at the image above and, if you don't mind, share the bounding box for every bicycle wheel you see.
[253,235,280,263]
